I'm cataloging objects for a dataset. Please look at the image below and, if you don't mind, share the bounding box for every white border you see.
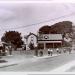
[1,72,75,74]
[0,0,75,75]
[0,0,75,3]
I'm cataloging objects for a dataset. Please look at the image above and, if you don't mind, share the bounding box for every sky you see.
[0,2,75,39]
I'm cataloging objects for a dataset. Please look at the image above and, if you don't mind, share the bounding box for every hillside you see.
[50,21,73,34]
[39,21,73,34]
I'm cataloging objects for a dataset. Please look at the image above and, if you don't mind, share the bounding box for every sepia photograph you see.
[0,1,75,74]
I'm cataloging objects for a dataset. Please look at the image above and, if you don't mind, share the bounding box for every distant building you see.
[37,26,63,49]
[0,41,3,46]
[72,26,75,33]
[24,33,38,50]
[71,26,75,50]
[24,25,73,50]
[38,34,63,49]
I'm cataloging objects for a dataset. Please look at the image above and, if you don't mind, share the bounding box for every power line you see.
[3,11,75,30]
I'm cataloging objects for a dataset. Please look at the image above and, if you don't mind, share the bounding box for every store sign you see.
[38,34,62,41]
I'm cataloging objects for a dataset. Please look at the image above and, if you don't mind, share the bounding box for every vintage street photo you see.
[0,2,75,72]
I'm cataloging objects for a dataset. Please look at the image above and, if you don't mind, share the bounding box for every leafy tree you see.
[29,42,34,50]
[1,31,23,49]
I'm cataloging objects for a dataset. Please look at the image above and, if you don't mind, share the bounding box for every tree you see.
[1,31,23,49]
[29,42,34,50]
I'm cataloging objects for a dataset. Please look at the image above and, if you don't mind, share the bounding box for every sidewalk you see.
[0,50,75,68]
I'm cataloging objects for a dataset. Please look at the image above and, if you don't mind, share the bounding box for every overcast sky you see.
[0,3,75,39]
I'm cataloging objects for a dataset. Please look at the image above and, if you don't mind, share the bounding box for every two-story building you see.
[24,32,38,50]
[38,34,63,49]
[37,25,63,49]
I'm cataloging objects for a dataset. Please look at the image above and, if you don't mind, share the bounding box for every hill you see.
[39,21,73,34]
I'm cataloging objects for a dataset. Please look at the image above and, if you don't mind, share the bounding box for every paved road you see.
[0,52,75,72]
[66,61,75,72]
[67,67,75,72]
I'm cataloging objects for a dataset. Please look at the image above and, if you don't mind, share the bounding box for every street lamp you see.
[34,44,38,56]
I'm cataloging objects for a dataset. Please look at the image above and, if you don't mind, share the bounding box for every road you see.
[67,67,75,72]
[0,52,75,72]
[66,61,75,72]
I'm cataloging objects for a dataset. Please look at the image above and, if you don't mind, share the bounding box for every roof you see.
[0,41,3,46]
[24,32,37,39]
[38,34,62,40]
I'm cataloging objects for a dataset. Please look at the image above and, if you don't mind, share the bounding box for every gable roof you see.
[24,32,37,39]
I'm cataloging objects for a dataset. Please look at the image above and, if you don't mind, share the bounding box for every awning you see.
[38,41,62,43]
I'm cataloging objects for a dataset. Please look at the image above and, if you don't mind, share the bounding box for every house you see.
[24,33,38,50]
[37,25,63,49]
[24,25,72,50]
[38,34,63,49]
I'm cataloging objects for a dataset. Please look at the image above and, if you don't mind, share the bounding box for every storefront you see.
[38,34,62,49]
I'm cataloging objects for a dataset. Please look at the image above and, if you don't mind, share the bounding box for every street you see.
[0,51,75,72]
[67,66,75,72]
[66,61,75,72]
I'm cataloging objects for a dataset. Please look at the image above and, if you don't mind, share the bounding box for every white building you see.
[24,33,38,50]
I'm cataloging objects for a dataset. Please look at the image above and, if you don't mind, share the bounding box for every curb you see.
[0,63,18,68]
[33,54,62,59]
